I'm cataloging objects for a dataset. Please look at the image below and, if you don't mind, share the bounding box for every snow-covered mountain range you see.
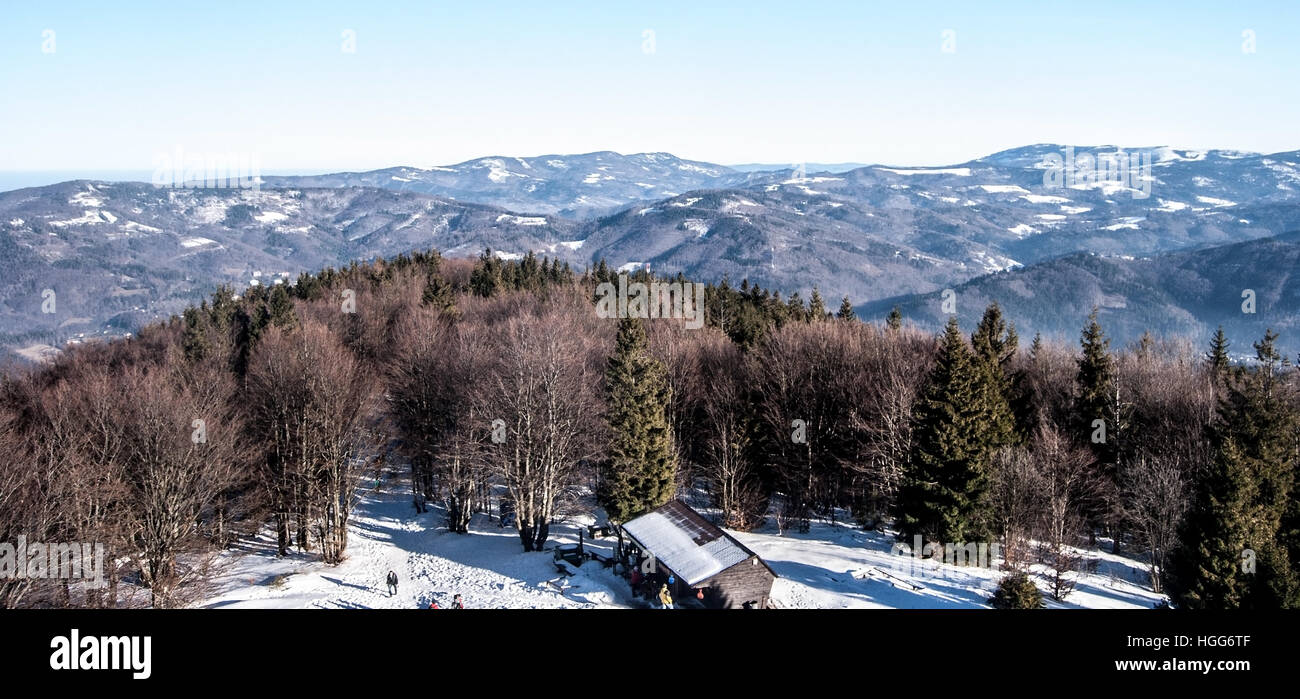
[4,145,1300,358]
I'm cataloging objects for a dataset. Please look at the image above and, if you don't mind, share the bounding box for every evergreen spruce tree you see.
[208,286,239,329]
[267,284,297,329]
[786,292,807,322]
[470,249,503,297]
[969,302,1019,449]
[1168,434,1256,608]
[1169,330,1299,608]
[599,317,677,523]
[1010,331,1048,438]
[808,287,827,321]
[1075,307,1126,549]
[421,273,456,314]
[230,303,269,378]
[895,317,994,546]
[1233,331,1299,606]
[1206,326,1231,378]
[181,307,209,362]
[1075,307,1119,465]
[886,306,903,331]
[836,296,856,321]
[989,571,1044,609]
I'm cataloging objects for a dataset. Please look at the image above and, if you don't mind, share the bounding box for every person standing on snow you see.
[386,570,398,596]
[629,567,643,597]
[452,594,464,609]
[658,583,674,610]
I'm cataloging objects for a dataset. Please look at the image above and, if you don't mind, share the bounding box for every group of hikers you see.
[385,570,465,609]
[628,567,705,609]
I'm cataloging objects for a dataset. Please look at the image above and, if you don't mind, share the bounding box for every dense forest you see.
[1,248,1297,609]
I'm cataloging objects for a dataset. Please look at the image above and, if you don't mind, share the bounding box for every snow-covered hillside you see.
[197,473,1166,610]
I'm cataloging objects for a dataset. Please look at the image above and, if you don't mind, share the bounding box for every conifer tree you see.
[886,306,902,331]
[470,249,503,297]
[1169,427,1260,608]
[267,284,297,329]
[421,273,456,313]
[970,302,1019,449]
[1075,307,1126,549]
[208,286,239,329]
[836,296,856,321]
[989,571,1044,608]
[1076,307,1119,464]
[1232,331,1298,606]
[786,292,807,322]
[599,317,677,523]
[181,307,209,362]
[808,287,827,321]
[896,317,993,545]
[1169,329,1299,608]
[1206,326,1231,378]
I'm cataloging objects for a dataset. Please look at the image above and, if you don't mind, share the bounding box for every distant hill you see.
[6,144,1300,357]
[867,230,1300,356]
[0,182,580,350]
[260,152,750,219]
[728,162,873,173]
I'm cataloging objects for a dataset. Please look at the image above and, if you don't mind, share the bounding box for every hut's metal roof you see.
[621,501,756,585]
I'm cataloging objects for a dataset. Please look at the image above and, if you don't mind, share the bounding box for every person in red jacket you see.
[629,568,643,597]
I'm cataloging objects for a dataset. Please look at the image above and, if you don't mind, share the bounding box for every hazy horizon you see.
[3,139,1298,192]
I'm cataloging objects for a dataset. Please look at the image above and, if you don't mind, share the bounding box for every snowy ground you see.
[196,473,635,609]
[196,473,1167,610]
[732,520,1167,609]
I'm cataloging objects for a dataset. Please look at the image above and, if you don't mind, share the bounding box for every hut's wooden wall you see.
[700,556,774,609]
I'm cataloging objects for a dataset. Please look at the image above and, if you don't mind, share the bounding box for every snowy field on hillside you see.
[196,472,1167,610]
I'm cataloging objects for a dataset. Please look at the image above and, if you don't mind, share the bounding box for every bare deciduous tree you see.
[245,322,375,563]
[1031,424,1094,601]
[388,310,492,532]
[478,301,603,551]
[989,445,1040,569]
[1123,453,1189,593]
[118,361,241,607]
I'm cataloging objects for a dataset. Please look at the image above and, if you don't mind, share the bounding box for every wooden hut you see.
[620,500,776,609]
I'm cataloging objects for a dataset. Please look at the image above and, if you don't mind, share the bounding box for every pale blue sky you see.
[1,1,1297,174]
